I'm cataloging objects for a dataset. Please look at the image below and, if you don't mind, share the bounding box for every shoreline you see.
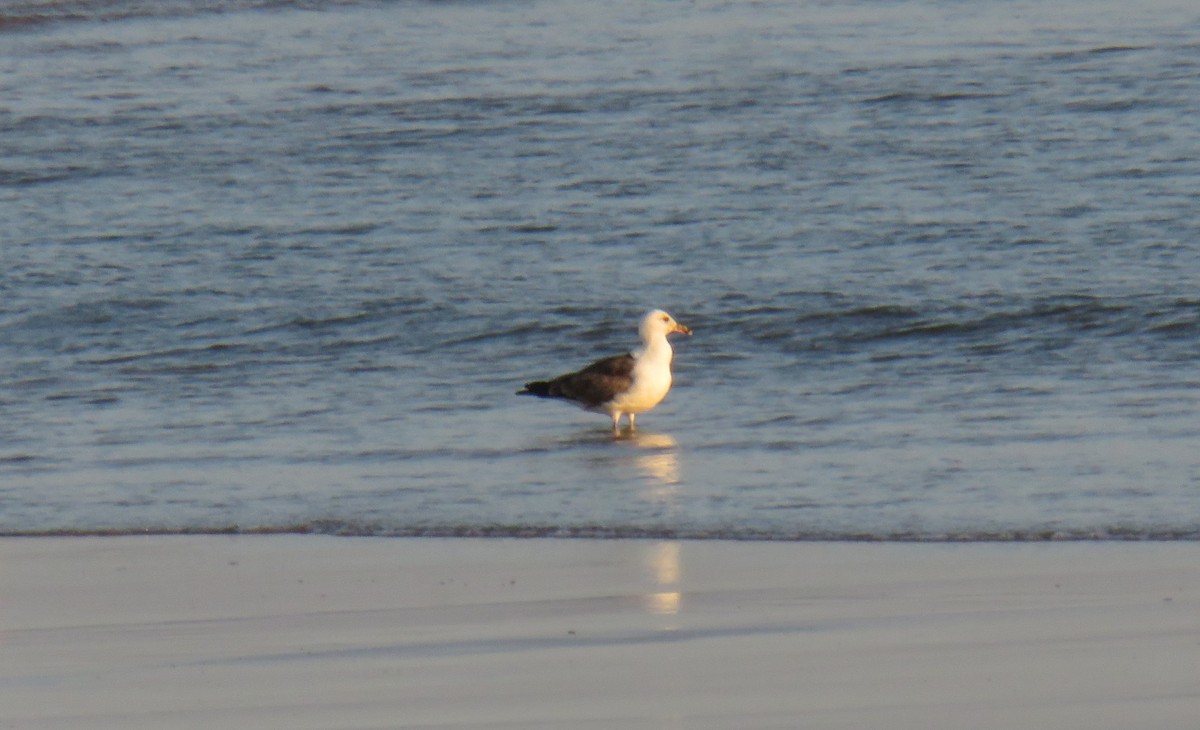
[4,536,1198,729]
[5,526,1198,540]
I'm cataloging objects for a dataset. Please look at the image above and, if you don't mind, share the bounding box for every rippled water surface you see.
[2,0,1199,538]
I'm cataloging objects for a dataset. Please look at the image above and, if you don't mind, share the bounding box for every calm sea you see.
[2,0,1199,539]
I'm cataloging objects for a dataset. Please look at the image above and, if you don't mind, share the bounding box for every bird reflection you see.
[642,541,682,617]
[644,590,681,616]
[616,431,681,502]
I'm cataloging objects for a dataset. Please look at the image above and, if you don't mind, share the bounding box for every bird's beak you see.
[673,323,692,336]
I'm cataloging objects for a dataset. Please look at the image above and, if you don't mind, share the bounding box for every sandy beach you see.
[2,536,1197,729]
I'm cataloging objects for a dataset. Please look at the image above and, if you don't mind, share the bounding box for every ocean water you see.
[2,0,1199,539]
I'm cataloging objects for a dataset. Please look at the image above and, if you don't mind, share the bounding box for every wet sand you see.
[3,536,1198,729]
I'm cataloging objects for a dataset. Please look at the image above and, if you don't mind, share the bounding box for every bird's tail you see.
[516,380,552,397]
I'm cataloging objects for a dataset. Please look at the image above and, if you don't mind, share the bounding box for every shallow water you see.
[2,0,1199,539]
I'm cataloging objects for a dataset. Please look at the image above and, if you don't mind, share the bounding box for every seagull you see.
[517,309,692,433]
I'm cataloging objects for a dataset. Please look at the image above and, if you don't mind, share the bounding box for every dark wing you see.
[518,353,635,408]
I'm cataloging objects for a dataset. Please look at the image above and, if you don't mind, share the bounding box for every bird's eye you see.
[661,315,670,322]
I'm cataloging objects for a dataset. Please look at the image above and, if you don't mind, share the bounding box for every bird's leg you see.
[628,413,637,432]
[611,412,622,435]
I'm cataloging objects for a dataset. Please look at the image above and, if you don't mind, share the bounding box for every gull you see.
[517,309,691,433]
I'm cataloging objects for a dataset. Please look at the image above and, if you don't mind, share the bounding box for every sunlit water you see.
[2,0,1199,539]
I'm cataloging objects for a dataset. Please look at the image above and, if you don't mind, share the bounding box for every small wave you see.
[0,165,106,186]
[864,296,1128,343]
[435,320,574,351]
[734,294,1170,358]
[84,341,263,367]
[0,453,38,464]
[0,14,43,29]
[1065,99,1146,114]
[0,0,374,32]
[1047,44,1153,61]
[1,298,173,347]
[862,91,1006,105]
[249,312,375,334]
[1086,44,1152,55]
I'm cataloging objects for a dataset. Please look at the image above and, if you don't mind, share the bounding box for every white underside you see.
[595,341,674,419]
[605,364,672,415]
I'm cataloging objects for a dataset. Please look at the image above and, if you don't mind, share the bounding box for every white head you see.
[638,309,692,342]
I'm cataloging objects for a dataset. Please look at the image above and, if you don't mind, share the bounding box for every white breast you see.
[609,345,673,414]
